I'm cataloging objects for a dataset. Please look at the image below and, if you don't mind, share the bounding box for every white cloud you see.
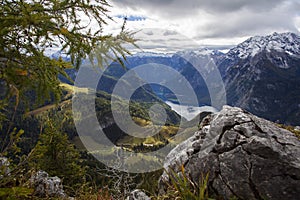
[132,28,200,53]
[295,16,300,32]
[106,0,300,52]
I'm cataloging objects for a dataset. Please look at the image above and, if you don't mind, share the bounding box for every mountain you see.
[58,57,168,103]
[117,32,300,125]
[117,48,224,106]
[222,32,300,125]
[55,48,225,107]
[225,32,300,62]
[54,32,300,126]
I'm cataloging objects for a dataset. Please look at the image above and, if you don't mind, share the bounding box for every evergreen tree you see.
[0,0,136,106]
[30,117,86,194]
[0,0,137,197]
[0,0,136,161]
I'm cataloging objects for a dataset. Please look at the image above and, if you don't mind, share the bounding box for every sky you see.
[100,0,300,53]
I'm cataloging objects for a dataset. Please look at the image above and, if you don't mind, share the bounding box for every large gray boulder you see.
[160,106,300,200]
[30,170,67,198]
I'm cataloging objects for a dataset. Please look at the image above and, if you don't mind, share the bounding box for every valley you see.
[36,31,300,156]
[2,0,300,199]
[23,32,300,166]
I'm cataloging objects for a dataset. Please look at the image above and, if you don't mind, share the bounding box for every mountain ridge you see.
[52,31,300,125]
[222,32,300,125]
[226,32,300,61]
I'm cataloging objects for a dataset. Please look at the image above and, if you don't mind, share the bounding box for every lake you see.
[165,101,218,121]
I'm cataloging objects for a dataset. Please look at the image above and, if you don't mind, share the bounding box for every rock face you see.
[126,189,151,200]
[160,106,300,200]
[30,170,66,198]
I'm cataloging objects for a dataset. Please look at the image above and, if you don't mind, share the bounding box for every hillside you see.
[25,83,183,153]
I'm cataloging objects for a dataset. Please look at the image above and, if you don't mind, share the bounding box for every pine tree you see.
[30,118,86,194]
[0,0,137,196]
[0,0,136,106]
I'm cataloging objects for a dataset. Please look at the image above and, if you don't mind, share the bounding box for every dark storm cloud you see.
[112,0,285,17]
[112,0,300,40]
[195,0,300,39]
[196,0,283,13]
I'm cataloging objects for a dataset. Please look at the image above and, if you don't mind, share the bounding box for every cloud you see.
[194,0,283,13]
[196,2,300,39]
[163,30,178,36]
[112,0,284,17]
[295,16,300,32]
[132,29,200,53]
[144,30,154,35]
[109,0,300,51]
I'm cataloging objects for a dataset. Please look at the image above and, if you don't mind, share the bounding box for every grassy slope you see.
[27,83,185,153]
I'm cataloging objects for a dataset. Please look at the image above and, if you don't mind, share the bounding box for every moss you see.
[277,124,300,139]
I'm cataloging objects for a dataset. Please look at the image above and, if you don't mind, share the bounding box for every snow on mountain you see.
[132,51,173,58]
[131,48,224,59]
[44,47,62,57]
[223,32,300,125]
[227,32,300,60]
[176,48,223,58]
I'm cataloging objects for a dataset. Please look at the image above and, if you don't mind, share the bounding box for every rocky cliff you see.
[160,106,300,200]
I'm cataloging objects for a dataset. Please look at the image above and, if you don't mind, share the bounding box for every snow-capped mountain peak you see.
[132,48,223,58]
[227,32,300,59]
[176,48,223,58]
[132,51,173,58]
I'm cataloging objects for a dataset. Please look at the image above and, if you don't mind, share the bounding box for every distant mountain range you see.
[55,32,300,125]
